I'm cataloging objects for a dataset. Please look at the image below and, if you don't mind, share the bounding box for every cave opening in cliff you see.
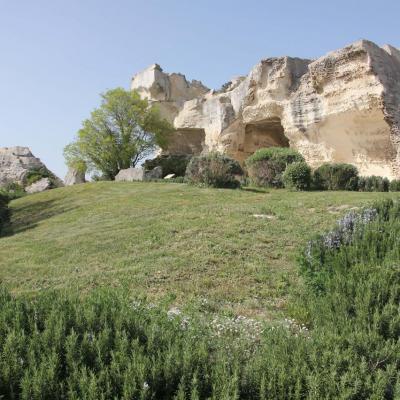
[167,128,206,155]
[243,118,289,156]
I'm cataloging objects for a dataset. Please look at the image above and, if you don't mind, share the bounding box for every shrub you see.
[245,147,304,188]
[91,174,113,182]
[0,182,25,200]
[282,162,312,191]
[143,155,191,177]
[185,153,243,188]
[299,199,398,294]
[0,193,10,236]
[390,179,400,191]
[313,163,359,190]
[358,175,390,192]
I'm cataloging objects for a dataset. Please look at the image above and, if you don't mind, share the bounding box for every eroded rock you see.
[131,40,400,179]
[64,167,86,186]
[0,146,60,187]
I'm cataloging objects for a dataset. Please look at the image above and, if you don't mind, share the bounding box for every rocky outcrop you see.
[64,167,86,186]
[0,147,44,186]
[131,40,400,179]
[0,146,62,187]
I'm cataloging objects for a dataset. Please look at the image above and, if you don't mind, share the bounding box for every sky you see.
[1,0,399,179]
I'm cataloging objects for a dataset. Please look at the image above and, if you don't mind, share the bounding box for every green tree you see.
[64,88,173,179]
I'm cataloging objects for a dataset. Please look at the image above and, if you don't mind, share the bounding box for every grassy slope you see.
[0,182,397,319]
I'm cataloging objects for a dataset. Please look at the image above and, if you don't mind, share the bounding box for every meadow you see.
[0,186,399,398]
[0,182,397,319]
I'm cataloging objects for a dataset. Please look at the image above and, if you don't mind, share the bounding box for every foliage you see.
[245,147,304,188]
[0,193,10,236]
[282,162,311,191]
[1,199,400,398]
[313,163,359,190]
[64,88,173,180]
[91,174,113,182]
[389,179,400,192]
[299,199,398,294]
[185,152,243,188]
[0,182,25,201]
[143,155,192,177]
[358,175,390,192]
[25,167,58,187]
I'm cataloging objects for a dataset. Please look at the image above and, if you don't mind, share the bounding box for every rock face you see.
[0,146,54,186]
[131,40,400,178]
[64,167,86,186]
[25,178,52,194]
[115,166,163,182]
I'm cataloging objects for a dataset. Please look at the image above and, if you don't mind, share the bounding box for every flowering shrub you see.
[300,200,397,293]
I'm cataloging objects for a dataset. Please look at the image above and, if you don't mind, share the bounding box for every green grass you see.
[0,182,397,319]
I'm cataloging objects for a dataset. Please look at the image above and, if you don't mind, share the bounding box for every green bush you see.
[91,174,113,182]
[313,163,359,190]
[358,175,390,192]
[390,179,400,192]
[0,182,25,201]
[143,155,191,177]
[245,147,304,188]
[282,162,311,191]
[0,193,10,236]
[185,153,243,188]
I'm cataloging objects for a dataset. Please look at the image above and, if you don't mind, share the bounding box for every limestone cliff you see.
[131,40,400,179]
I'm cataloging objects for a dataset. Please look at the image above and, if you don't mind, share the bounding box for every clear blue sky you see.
[1,0,399,178]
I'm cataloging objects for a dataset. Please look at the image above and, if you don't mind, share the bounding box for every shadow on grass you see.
[241,187,270,194]
[4,199,77,236]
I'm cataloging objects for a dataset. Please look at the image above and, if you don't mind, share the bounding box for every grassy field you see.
[0,182,397,319]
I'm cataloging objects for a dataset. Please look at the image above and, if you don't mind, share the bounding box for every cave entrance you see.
[243,118,289,157]
[167,128,206,155]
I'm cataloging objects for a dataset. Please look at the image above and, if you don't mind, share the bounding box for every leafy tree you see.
[64,88,173,179]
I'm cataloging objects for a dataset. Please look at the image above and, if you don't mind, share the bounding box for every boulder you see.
[131,40,400,179]
[64,167,86,186]
[115,166,163,182]
[0,146,63,187]
[145,166,163,180]
[25,178,52,194]
[115,168,145,182]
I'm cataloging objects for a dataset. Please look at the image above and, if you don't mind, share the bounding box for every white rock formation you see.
[131,40,400,179]
[0,147,46,186]
[25,178,52,194]
[115,166,163,182]
[64,167,86,186]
